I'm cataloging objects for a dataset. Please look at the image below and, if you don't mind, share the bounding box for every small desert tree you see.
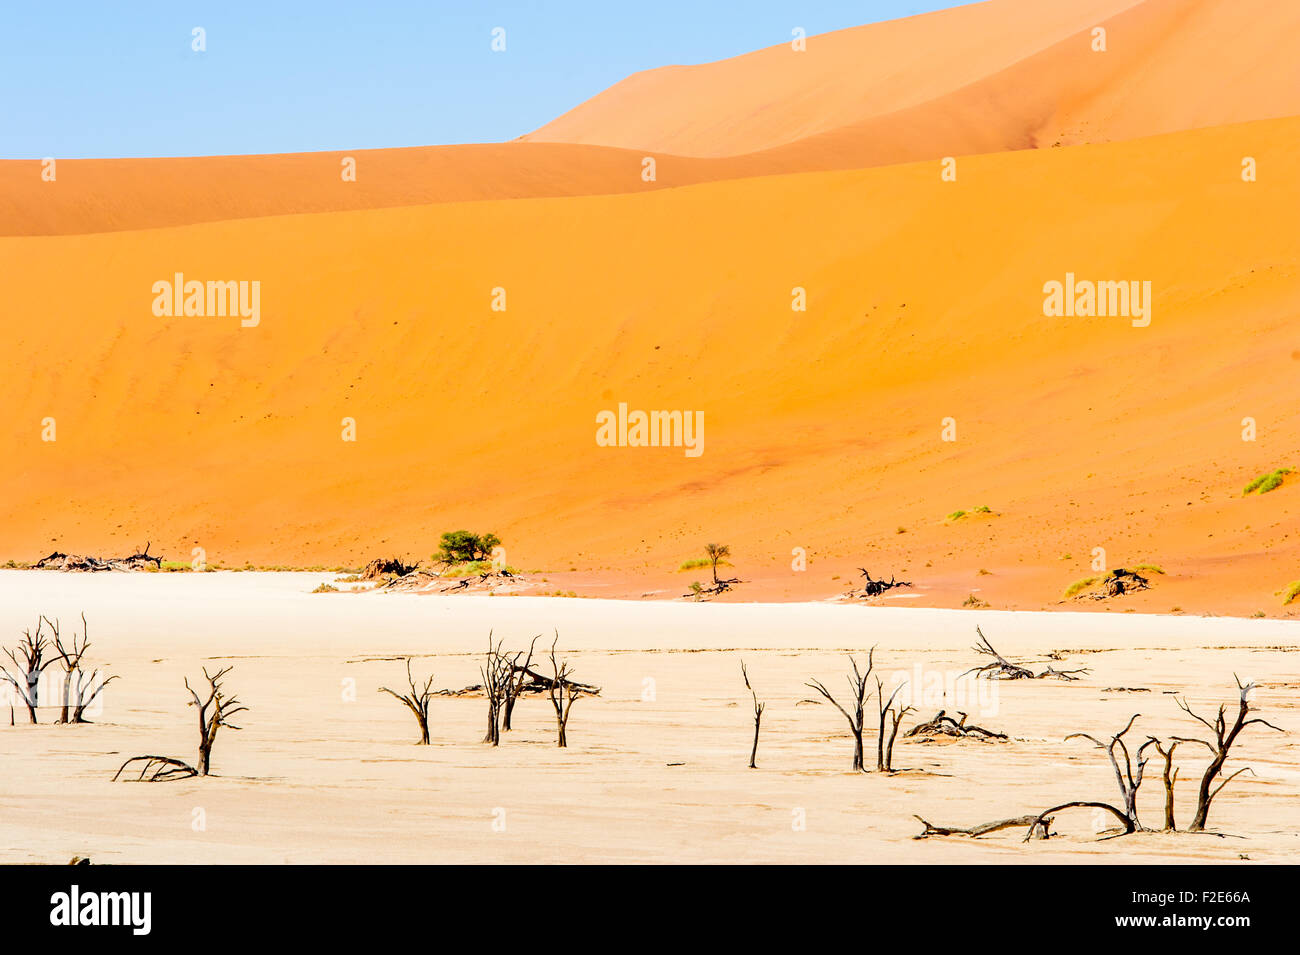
[547,636,586,747]
[1174,677,1284,832]
[438,531,501,565]
[1,620,57,724]
[741,660,764,769]
[704,543,730,585]
[807,649,875,772]
[379,658,435,744]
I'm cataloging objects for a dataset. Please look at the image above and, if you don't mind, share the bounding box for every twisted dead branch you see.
[853,570,912,599]
[966,627,1088,681]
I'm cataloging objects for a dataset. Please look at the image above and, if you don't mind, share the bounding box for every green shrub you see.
[1243,468,1291,495]
[1064,576,1099,598]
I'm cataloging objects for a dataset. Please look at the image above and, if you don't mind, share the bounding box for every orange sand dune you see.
[3,117,1298,613]
[527,0,1300,163]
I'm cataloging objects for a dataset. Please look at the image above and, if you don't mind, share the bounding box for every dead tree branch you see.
[966,626,1088,681]
[853,570,912,599]
[914,814,1051,839]
[112,755,198,782]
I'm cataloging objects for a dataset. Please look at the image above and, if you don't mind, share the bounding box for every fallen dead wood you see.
[686,577,741,599]
[361,557,419,580]
[369,568,524,593]
[435,666,600,699]
[112,755,198,782]
[914,814,1050,839]
[965,626,1088,681]
[1075,568,1152,600]
[905,709,1007,740]
[34,543,162,573]
[1024,801,1134,841]
[851,570,912,599]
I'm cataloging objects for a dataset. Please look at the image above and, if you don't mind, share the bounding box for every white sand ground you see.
[0,570,1296,864]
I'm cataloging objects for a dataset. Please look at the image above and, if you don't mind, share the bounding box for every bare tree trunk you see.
[58,671,72,724]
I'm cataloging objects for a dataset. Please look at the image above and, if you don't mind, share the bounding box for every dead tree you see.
[966,626,1088,681]
[186,666,247,776]
[875,678,914,772]
[806,649,875,772]
[741,660,764,769]
[379,658,435,744]
[547,636,585,747]
[480,633,511,745]
[1173,677,1284,832]
[50,613,117,724]
[1,620,57,723]
[501,636,540,731]
[1065,714,1153,832]
[1147,738,1180,831]
[115,666,247,780]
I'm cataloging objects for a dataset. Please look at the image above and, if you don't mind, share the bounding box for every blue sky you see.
[0,1,960,158]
